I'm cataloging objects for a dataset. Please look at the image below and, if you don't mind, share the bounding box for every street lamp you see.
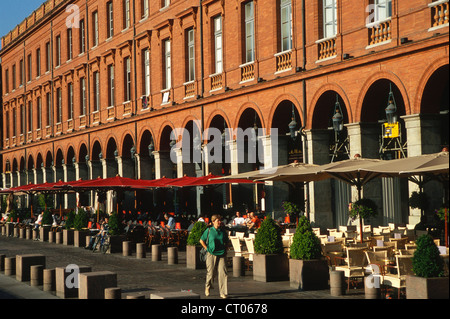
[330,95,349,162]
[385,84,398,124]
[148,139,154,156]
[288,105,298,140]
[332,96,344,133]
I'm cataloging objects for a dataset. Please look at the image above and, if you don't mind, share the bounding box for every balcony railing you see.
[430,0,449,28]
[368,19,392,45]
[107,106,115,120]
[317,37,337,60]
[123,102,133,115]
[92,111,100,124]
[210,73,223,91]
[275,50,292,72]
[240,62,255,82]
[184,81,195,98]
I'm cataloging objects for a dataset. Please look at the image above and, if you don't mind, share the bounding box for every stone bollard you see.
[1,225,5,236]
[123,241,131,257]
[43,268,56,292]
[126,294,146,299]
[16,254,46,282]
[19,228,26,239]
[167,247,178,265]
[105,287,122,299]
[55,232,63,244]
[330,270,345,297]
[365,282,381,299]
[26,228,32,240]
[233,256,245,277]
[56,265,92,299]
[48,231,54,243]
[5,257,16,276]
[136,243,146,259]
[0,254,5,271]
[152,244,161,262]
[78,271,118,299]
[32,229,39,241]
[30,265,44,286]
[14,227,19,238]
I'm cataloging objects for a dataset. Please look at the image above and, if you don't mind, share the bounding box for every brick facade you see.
[1,0,448,226]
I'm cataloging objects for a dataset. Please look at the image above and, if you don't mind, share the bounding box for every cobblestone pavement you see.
[0,235,365,301]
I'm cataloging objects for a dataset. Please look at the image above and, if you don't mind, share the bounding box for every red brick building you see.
[1,0,448,228]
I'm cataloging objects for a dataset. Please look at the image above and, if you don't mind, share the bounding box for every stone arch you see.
[411,57,449,114]
[356,71,410,123]
[308,83,353,128]
[268,93,304,134]
[233,101,265,137]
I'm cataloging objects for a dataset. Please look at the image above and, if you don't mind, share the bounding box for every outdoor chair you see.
[382,255,414,299]
[334,247,367,291]
[398,249,415,256]
[282,234,293,257]
[322,241,344,266]
[230,236,249,258]
[244,238,255,262]
[230,236,250,270]
[373,245,394,258]
[389,237,408,250]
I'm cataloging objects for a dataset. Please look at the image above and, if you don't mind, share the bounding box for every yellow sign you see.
[383,123,400,138]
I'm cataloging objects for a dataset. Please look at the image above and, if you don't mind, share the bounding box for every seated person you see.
[85,218,109,250]
[164,213,175,229]
[232,211,246,226]
[246,212,261,233]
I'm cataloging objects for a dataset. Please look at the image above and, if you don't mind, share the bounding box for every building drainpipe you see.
[301,0,310,220]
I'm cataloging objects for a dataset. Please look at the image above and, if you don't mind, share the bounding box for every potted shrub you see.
[186,221,208,270]
[289,216,329,290]
[406,234,448,299]
[106,212,125,254]
[73,208,90,247]
[63,210,76,246]
[253,216,288,282]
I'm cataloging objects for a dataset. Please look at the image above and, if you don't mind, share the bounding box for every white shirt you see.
[233,217,245,226]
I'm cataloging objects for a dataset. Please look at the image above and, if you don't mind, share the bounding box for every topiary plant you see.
[254,216,283,255]
[409,191,429,211]
[186,221,208,246]
[349,198,378,221]
[108,212,122,235]
[290,216,322,260]
[412,234,444,278]
[41,210,53,226]
[65,210,76,229]
[74,208,89,230]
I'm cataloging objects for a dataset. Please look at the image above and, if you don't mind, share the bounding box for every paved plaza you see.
[0,235,365,301]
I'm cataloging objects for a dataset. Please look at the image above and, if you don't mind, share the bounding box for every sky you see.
[0,0,46,48]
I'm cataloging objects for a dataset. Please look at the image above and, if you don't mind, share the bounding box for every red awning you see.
[163,173,263,187]
[65,176,156,190]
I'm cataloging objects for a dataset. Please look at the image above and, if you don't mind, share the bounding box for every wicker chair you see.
[382,255,414,299]
[335,247,367,291]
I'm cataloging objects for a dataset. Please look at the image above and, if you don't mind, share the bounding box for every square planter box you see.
[289,259,329,291]
[186,245,206,270]
[253,254,289,282]
[39,226,51,242]
[107,235,126,254]
[63,229,74,246]
[406,275,449,299]
[74,230,91,248]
